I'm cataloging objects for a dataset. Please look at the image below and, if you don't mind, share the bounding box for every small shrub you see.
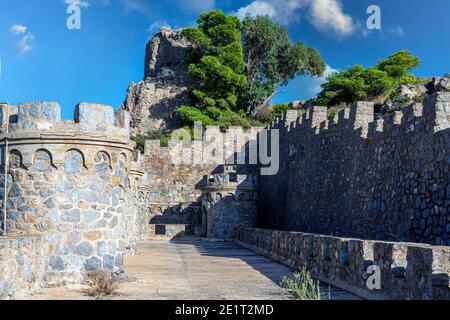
[131,129,172,152]
[248,118,266,127]
[86,271,119,298]
[280,267,322,300]
[271,103,289,117]
[326,106,340,120]
[413,93,426,103]
[396,96,413,109]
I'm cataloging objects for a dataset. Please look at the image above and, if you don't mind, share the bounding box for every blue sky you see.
[1,0,449,119]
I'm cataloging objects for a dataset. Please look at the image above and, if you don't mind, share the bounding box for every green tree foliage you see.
[180,10,248,127]
[131,129,172,151]
[317,50,420,107]
[241,15,326,113]
[179,11,326,128]
[271,103,290,118]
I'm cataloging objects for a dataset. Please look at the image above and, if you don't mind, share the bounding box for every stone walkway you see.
[26,239,360,300]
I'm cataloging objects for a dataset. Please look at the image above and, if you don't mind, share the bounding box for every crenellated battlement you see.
[260,92,450,246]
[269,92,450,140]
[202,173,259,190]
[0,102,130,140]
[0,102,135,170]
[142,126,263,167]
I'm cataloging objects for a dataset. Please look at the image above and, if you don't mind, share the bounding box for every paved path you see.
[27,239,359,300]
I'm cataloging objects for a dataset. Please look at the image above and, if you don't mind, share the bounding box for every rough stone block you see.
[75,103,115,129]
[17,102,61,130]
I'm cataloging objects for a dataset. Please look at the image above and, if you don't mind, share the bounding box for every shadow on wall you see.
[199,167,259,240]
[149,200,202,236]
[236,228,450,300]
[258,95,449,246]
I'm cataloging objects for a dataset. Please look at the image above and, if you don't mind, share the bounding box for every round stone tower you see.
[0,102,145,285]
[200,166,259,241]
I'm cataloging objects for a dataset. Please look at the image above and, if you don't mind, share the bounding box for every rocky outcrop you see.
[381,75,450,114]
[143,27,191,80]
[121,27,193,135]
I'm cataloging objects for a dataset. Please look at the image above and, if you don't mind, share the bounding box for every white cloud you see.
[18,34,35,55]
[148,20,172,33]
[10,24,27,35]
[312,64,337,93]
[308,0,354,37]
[234,0,307,24]
[236,1,277,20]
[10,24,35,55]
[64,0,90,8]
[362,25,406,38]
[388,26,405,37]
[234,0,355,38]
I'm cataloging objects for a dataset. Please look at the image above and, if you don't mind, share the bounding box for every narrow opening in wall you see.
[155,225,167,235]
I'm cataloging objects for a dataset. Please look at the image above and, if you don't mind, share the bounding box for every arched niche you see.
[94,151,112,174]
[33,149,56,172]
[9,150,23,169]
[118,153,127,170]
[64,149,85,174]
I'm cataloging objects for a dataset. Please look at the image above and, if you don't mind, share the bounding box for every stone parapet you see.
[0,102,130,139]
[236,228,450,300]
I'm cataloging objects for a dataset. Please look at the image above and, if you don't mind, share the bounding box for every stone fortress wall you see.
[139,140,214,238]
[138,126,261,238]
[259,92,449,246]
[0,93,448,299]
[0,102,148,298]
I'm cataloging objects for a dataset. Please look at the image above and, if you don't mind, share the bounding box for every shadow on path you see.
[170,238,361,300]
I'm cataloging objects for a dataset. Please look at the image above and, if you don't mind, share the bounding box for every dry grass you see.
[280,267,323,300]
[85,271,119,298]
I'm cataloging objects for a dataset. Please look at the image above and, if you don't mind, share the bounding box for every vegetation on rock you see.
[180,10,248,128]
[131,129,172,151]
[316,50,420,107]
[179,10,325,128]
